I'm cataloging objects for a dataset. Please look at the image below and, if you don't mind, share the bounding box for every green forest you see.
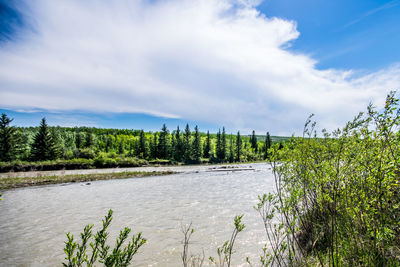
[0,113,282,171]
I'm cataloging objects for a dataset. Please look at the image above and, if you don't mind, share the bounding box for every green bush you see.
[260,92,400,266]
[63,210,146,267]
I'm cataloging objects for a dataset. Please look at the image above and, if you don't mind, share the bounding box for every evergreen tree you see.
[49,127,62,159]
[174,126,184,161]
[250,130,258,152]
[30,118,57,161]
[192,125,201,163]
[170,133,176,160]
[203,130,211,158]
[158,124,169,159]
[75,131,83,150]
[105,134,114,152]
[235,131,242,162]
[118,139,124,154]
[183,124,191,162]
[84,131,94,148]
[264,132,271,160]
[221,127,226,161]
[228,133,234,163]
[138,130,147,158]
[216,129,222,161]
[0,113,19,161]
[150,133,158,159]
[128,139,135,157]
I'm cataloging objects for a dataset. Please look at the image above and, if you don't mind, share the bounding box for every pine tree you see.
[228,133,234,163]
[170,133,176,160]
[250,130,258,152]
[75,131,83,150]
[264,132,271,160]
[236,131,242,162]
[203,130,211,158]
[221,127,226,161]
[183,124,191,162]
[158,124,169,159]
[150,133,158,159]
[138,130,146,159]
[216,129,221,161]
[118,139,124,155]
[174,126,184,161]
[84,131,94,148]
[192,125,201,163]
[105,134,114,153]
[30,118,57,161]
[49,127,62,159]
[0,113,19,161]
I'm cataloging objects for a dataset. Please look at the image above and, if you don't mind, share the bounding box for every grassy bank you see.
[0,157,176,173]
[0,170,175,190]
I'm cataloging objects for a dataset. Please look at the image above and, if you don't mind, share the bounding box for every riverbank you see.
[0,158,266,173]
[0,170,175,190]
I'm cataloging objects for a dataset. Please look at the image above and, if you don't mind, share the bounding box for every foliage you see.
[1,114,276,167]
[0,113,20,161]
[235,131,242,162]
[0,156,147,172]
[259,92,400,266]
[263,132,271,160]
[192,126,202,163]
[30,118,58,161]
[209,215,245,267]
[63,209,146,267]
[180,216,245,267]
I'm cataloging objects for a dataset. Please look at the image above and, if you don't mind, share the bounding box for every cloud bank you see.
[0,0,399,134]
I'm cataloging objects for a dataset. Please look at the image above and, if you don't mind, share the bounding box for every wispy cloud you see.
[343,0,400,28]
[0,0,399,135]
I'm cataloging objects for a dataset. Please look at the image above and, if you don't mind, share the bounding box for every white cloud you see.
[0,0,399,135]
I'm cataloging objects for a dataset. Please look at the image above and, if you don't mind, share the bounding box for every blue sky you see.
[0,0,399,135]
[259,0,400,71]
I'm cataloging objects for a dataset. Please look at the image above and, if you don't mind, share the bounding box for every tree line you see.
[0,113,273,163]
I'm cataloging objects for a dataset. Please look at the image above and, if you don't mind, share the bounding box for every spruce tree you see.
[183,124,191,162]
[264,132,271,160]
[216,129,221,161]
[221,127,226,161]
[85,131,94,148]
[30,118,57,161]
[105,134,114,152]
[250,130,258,152]
[174,126,184,161]
[150,133,158,159]
[192,125,201,163]
[203,130,211,158]
[228,133,234,163]
[0,113,19,161]
[75,131,83,150]
[118,139,124,154]
[158,124,169,159]
[138,130,146,158]
[170,133,176,160]
[235,131,242,162]
[49,127,62,159]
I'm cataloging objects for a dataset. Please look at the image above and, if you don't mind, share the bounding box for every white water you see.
[0,163,275,266]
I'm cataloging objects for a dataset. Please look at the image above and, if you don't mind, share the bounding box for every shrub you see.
[63,210,146,267]
[260,92,400,266]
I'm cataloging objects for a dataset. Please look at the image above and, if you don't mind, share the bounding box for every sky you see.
[0,0,399,135]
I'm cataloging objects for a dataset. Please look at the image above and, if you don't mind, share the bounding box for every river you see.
[0,163,275,266]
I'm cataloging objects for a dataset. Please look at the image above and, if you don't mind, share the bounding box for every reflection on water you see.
[0,163,275,266]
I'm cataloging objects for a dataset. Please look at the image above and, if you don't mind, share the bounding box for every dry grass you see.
[0,170,175,189]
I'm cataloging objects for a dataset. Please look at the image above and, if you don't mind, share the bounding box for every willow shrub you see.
[260,93,400,266]
[63,210,146,267]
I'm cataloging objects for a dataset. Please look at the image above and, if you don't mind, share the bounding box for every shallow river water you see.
[0,163,275,266]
